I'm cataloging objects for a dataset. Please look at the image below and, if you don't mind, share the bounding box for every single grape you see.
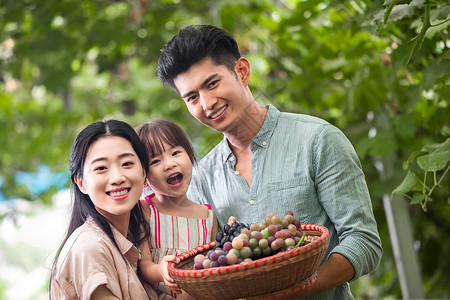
[202,258,211,269]
[252,246,263,257]
[232,237,244,250]
[258,238,269,249]
[265,216,272,226]
[267,224,277,236]
[210,261,220,268]
[262,246,272,256]
[286,246,295,251]
[250,223,260,232]
[267,235,275,245]
[287,224,297,234]
[240,246,252,259]
[223,241,233,252]
[284,238,295,248]
[218,254,228,266]
[194,254,205,264]
[281,218,289,229]
[194,261,204,270]
[261,229,270,239]
[242,239,249,247]
[284,214,294,224]
[238,233,249,241]
[242,258,253,263]
[268,212,277,217]
[285,211,294,217]
[209,251,219,262]
[226,253,238,265]
[271,215,281,225]
[276,224,283,231]
[248,238,258,249]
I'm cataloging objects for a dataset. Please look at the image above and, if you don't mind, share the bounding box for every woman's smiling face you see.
[75,136,146,223]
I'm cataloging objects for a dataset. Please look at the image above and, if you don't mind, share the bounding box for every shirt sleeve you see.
[313,124,383,281]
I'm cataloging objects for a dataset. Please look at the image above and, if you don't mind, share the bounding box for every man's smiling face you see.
[173,57,252,134]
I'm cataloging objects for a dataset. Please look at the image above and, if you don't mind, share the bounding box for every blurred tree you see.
[0,0,449,298]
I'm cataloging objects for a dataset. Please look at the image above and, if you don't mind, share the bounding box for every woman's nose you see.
[110,167,126,184]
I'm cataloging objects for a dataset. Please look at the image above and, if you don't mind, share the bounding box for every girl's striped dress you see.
[145,194,214,299]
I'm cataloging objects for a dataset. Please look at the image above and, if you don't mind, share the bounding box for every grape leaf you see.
[417,150,450,172]
[392,169,419,197]
[404,5,431,67]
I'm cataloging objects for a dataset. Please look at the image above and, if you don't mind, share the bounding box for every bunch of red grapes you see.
[193,211,308,269]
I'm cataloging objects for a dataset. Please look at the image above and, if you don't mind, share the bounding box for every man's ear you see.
[74,176,88,194]
[235,57,250,86]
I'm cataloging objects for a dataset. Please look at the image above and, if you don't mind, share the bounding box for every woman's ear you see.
[235,57,250,86]
[144,178,151,188]
[74,177,88,194]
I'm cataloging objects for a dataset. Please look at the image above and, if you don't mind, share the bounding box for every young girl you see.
[50,120,160,299]
[136,119,219,300]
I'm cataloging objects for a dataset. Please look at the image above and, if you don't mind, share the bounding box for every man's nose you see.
[200,94,217,111]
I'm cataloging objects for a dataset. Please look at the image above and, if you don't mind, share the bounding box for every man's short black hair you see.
[157,25,241,91]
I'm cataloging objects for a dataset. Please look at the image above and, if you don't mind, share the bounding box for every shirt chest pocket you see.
[266,175,315,222]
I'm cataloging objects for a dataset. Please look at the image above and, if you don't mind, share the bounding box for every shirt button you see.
[235,170,240,175]
[262,141,267,146]
[250,200,255,205]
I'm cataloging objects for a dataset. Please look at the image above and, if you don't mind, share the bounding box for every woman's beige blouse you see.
[50,217,157,299]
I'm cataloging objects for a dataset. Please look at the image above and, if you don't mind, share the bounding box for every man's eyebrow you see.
[89,153,136,165]
[181,73,218,99]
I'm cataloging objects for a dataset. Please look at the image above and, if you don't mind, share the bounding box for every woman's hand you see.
[159,255,182,294]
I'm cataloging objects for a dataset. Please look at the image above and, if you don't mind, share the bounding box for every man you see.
[157,24,382,299]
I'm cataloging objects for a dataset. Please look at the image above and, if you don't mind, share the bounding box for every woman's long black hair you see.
[50,119,150,294]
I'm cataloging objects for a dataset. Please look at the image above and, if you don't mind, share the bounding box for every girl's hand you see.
[160,255,182,294]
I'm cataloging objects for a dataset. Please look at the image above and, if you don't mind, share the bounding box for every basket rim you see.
[168,223,329,278]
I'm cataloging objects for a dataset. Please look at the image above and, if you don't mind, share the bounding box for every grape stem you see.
[295,233,306,248]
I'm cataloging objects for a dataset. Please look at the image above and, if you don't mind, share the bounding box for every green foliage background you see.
[1,0,449,298]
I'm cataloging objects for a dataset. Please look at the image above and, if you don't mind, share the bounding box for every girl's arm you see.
[211,210,219,242]
[139,237,182,294]
[139,199,181,293]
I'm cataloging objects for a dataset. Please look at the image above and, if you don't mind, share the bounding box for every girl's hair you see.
[51,120,150,292]
[136,119,196,165]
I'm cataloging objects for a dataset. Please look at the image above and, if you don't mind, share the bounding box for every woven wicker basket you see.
[168,224,329,300]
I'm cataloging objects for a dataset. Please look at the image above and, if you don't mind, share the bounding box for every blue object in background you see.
[13,164,70,199]
[0,176,7,202]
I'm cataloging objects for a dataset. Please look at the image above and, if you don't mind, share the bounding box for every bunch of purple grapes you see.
[193,212,308,270]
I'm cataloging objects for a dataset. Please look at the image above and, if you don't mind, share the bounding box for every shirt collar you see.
[86,217,140,267]
[221,104,280,164]
[252,104,280,148]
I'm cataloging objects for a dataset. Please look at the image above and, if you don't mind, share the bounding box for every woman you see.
[50,119,159,299]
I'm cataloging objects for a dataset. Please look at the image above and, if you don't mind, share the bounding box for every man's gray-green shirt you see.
[188,105,382,299]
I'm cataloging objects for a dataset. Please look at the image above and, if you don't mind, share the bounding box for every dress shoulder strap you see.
[145,193,156,206]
